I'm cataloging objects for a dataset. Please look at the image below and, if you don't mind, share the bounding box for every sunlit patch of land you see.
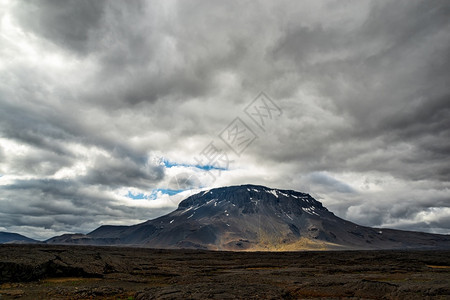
[427,265,450,269]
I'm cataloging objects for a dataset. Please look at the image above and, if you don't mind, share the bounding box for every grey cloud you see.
[307,172,355,194]
[8,150,72,176]
[0,100,76,157]
[13,0,108,54]
[339,187,450,231]
[0,146,4,165]
[82,0,275,108]
[254,0,450,184]
[168,172,202,191]
[81,154,165,188]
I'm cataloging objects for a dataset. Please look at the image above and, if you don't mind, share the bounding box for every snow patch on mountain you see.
[267,190,278,198]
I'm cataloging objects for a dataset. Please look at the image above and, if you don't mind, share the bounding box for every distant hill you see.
[46,184,450,250]
[0,232,38,244]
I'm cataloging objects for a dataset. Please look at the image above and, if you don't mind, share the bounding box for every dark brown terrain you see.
[1,244,449,299]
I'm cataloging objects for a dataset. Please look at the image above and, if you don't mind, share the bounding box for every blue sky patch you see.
[162,159,227,171]
[155,188,185,196]
[126,188,186,200]
[126,191,147,200]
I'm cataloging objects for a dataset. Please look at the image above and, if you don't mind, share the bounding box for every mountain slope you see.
[0,232,38,244]
[46,184,450,250]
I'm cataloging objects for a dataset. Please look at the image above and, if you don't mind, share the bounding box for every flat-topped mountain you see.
[46,184,450,250]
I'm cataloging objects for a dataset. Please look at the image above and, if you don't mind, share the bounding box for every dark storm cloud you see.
[259,0,450,182]
[0,102,74,157]
[4,179,118,216]
[8,150,72,176]
[81,153,165,188]
[1,0,449,239]
[12,0,108,54]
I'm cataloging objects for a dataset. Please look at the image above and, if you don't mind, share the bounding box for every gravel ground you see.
[0,245,449,299]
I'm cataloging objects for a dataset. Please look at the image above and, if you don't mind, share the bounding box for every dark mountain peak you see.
[178,184,326,213]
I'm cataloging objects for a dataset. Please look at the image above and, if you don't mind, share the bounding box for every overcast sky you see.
[1,0,449,240]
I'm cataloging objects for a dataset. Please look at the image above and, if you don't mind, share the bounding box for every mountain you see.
[46,184,450,250]
[0,232,38,244]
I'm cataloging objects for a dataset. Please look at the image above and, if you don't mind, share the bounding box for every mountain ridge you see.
[0,232,38,244]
